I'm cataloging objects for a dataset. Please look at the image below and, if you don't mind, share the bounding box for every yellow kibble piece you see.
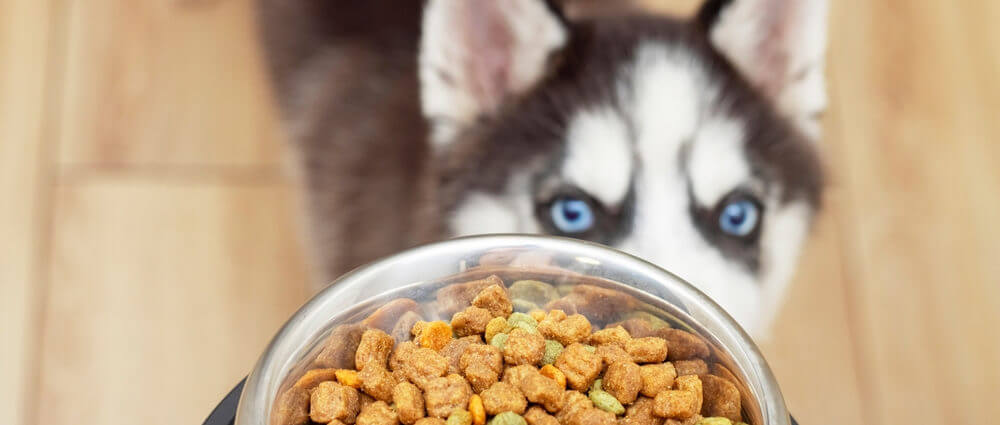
[529,310,547,323]
[469,394,486,425]
[695,418,733,425]
[538,364,566,389]
[334,369,361,388]
[419,321,454,351]
[485,317,507,342]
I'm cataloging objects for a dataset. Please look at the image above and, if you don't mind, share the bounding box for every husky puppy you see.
[256,0,827,338]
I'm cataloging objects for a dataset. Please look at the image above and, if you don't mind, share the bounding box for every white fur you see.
[710,0,829,139]
[419,0,567,149]
[450,172,540,236]
[562,109,634,206]
[688,118,752,207]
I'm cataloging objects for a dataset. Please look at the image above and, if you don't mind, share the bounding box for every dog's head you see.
[419,0,827,337]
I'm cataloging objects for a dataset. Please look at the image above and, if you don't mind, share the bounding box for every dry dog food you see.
[274,277,751,425]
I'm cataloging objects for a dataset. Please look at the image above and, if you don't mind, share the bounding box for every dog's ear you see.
[419,0,569,150]
[698,0,829,139]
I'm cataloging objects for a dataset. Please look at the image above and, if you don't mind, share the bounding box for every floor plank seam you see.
[24,1,72,425]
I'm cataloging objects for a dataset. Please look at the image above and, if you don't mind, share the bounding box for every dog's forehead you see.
[441,16,821,211]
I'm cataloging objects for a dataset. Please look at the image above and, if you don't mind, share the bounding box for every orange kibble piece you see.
[469,394,486,425]
[420,321,454,351]
[335,369,362,388]
[529,310,547,323]
[538,365,566,389]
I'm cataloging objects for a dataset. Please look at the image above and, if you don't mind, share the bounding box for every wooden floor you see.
[2,1,998,424]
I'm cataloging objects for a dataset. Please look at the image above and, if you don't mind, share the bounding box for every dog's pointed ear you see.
[419,0,569,150]
[698,0,829,140]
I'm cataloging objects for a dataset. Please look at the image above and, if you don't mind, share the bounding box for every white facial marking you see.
[562,109,634,206]
[449,172,539,236]
[688,118,751,207]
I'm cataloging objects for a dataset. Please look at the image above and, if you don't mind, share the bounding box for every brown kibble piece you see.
[420,321,454,352]
[595,344,631,368]
[311,381,361,424]
[587,327,630,348]
[452,306,493,337]
[460,344,503,393]
[626,338,668,364]
[359,364,396,402]
[390,342,417,373]
[396,347,450,389]
[359,393,377,410]
[603,361,641,404]
[518,371,564,412]
[655,329,710,361]
[621,397,663,425]
[652,390,697,419]
[276,386,310,425]
[480,381,527,415]
[674,375,703,414]
[357,401,400,425]
[699,374,741,422]
[543,298,578,315]
[560,285,637,323]
[709,363,739,385]
[437,275,506,316]
[640,363,676,398]
[524,406,560,425]
[664,415,702,425]
[555,391,593,423]
[537,311,591,346]
[501,365,538,389]
[554,343,603,391]
[315,323,367,369]
[472,284,513,318]
[394,382,426,425]
[424,374,472,418]
[392,311,425,343]
[503,328,545,366]
[295,368,339,390]
[612,319,656,338]
[357,329,395,371]
[364,298,421,332]
[414,418,446,425]
[440,336,484,375]
[673,360,708,377]
[566,407,616,425]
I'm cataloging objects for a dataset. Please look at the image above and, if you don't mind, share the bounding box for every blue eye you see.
[718,199,760,237]
[550,198,595,234]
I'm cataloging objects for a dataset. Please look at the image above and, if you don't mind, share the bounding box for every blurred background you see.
[2,0,998,424]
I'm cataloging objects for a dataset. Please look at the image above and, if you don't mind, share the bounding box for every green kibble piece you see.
[583,344,596,354]
[556,284,575,296]
[488,412,527,425]
[491,333,509,350]
[447,410,473,425]
[590,379,602,392]
[507,312,538,328]
[512,299,540,313]
[507,312,539,334]
[695,419,733,425]
[541,340,563,365]
[589,390,625,415]
[508,280,560,305]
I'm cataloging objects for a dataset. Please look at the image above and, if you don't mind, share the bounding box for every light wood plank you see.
[36,180,309,425]
[827,0,1000,423]
[56,0,282,167]
[760,194,866,425]
[0,1,56,424]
